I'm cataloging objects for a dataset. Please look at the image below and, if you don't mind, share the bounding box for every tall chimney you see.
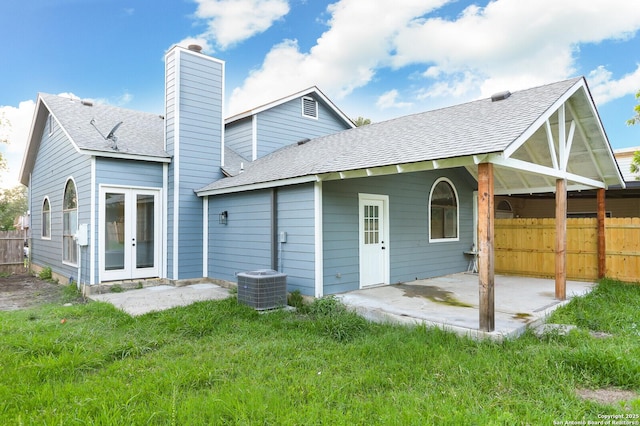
[164,45,225,280]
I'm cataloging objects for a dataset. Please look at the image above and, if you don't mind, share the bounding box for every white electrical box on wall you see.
[279,231,287,243]
[76,224,89,246]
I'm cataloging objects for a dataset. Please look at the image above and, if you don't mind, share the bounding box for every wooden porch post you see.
[555,179,567,300]
[597,188,606,279]
[478,163,495,332]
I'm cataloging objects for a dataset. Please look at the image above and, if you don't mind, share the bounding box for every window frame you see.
[301,96,318,119]
[62,178,78,266]
[41,197,51,240]
[428,177,460,243]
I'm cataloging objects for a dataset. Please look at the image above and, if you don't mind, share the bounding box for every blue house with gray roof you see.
[20,45,624,303]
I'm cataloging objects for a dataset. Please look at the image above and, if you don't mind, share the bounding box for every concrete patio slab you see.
[335,273,594,340]
[89,283,231,316]
[88,273,593,340]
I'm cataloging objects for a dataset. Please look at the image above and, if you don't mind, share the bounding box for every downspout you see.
[271,188,278,271]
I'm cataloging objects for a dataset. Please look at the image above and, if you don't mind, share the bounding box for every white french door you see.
[99,187,161,281]
[359,194,390,288]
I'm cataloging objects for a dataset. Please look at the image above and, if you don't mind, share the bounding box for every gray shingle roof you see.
[198,77,583,194]
[41,93,167,158]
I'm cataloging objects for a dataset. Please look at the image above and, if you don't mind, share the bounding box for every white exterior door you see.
[359,194,390,288]
[99,187,161,282]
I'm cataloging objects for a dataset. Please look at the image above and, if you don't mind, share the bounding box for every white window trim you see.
[301,96,318,120]
[428,177,460,243]
[62,177,78,267]
[41,196,51,240]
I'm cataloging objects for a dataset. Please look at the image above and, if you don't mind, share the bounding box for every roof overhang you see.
[196,174,320,196]
[78,149,171,163]
[197,77,624,197]
[19,96,49,185]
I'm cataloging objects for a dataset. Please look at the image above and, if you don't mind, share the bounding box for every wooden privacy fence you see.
[0,230,27,274]
[495,218,640,283]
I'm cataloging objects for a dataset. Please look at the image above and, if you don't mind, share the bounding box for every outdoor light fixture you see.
[219,210,228,225]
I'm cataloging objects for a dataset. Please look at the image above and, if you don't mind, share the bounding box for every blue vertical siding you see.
[255,96,351,159]
[225,118,253,160]
[276,184,316,295]
[30,115,91,284]
[207,190,272,281]
[165,50,176,277]
[166,47,224,279]
[206,184,316,295]
[95,158,164,187]
[322,169,476,295]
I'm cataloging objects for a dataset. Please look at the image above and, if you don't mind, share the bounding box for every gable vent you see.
[491,90,511,102]
[302,96,318,119]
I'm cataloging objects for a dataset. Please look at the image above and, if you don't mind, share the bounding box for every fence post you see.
[597,188,606,279]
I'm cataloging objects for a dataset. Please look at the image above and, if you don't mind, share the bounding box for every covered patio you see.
[336,273,595,340]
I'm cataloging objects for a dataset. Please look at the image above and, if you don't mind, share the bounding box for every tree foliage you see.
[628,90,640,179]
[353,116,371,127]
[0,186,27,230]
[0,112,9,173]
[627,89,640,126]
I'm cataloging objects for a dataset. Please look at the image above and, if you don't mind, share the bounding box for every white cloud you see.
[416,71,480,100]
[588,64,640,105]
[227,0,640,115]
[376,90,412,110]
[393,0,640,98]
[0,100,36,189]
[190,0,290,50]
[228,0,446,115]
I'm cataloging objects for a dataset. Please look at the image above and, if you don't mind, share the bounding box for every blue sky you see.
[1,0,640,189]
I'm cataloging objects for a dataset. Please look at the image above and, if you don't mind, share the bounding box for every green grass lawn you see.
[1,279,638,425]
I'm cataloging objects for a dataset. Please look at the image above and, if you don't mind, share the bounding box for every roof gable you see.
[225,86,355,129]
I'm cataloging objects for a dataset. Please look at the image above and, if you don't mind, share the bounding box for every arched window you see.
[63,179,78,264]
[429,178,459,241]
[496,200,514,219]
[42,198,51,239]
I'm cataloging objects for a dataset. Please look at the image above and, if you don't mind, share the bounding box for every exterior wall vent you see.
[302,96,318,119]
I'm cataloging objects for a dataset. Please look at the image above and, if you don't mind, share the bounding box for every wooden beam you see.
[562,121,576,171]
[478,163,495,332]
[566,102,606,182]
[558,105,566,170]
[545,120,559,170]
[597,188,606,279]
[488,155,606,189]
[555,179,567,300]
